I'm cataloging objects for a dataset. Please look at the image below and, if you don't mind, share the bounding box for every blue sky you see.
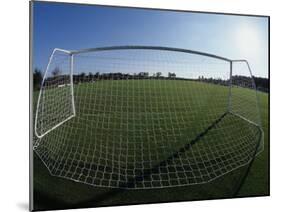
[33,1,268,78]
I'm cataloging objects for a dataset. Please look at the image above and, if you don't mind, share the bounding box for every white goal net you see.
[33,46,263,189]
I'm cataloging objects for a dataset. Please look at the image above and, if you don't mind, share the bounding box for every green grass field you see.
[32,79,269,210]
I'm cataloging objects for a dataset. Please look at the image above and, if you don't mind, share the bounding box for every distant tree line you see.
[33,68,269,93]
[33,68,43,90]
[70,71,177,83]
[231,75,269,93]
[198,75,269,92]
[197,76,229,86]
[253,76,269,93]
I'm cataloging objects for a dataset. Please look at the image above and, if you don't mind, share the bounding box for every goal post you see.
[34,48,75,139]
[33,46,264,189]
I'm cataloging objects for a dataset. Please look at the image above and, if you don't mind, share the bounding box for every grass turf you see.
[32,79,269,210]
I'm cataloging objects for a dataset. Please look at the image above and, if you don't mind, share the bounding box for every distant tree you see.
[138,72,149,78]
[78,72,86,82]
[133,73,137,79]
[94,72,100,79]
[156,72,162,77]
[33,68,43,90]
[198,75,204,81]
[168,72,176,78]
[114,72,123,80]
[52,67,61,77]
[88,72,94,81]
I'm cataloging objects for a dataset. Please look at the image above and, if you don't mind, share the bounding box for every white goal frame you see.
[34,48,76,138]
[33,46,264,190]
[35,46,262,138]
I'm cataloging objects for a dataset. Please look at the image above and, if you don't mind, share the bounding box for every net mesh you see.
[33,48,263,189]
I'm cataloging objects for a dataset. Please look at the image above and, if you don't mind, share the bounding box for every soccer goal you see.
[33,46,263,189]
